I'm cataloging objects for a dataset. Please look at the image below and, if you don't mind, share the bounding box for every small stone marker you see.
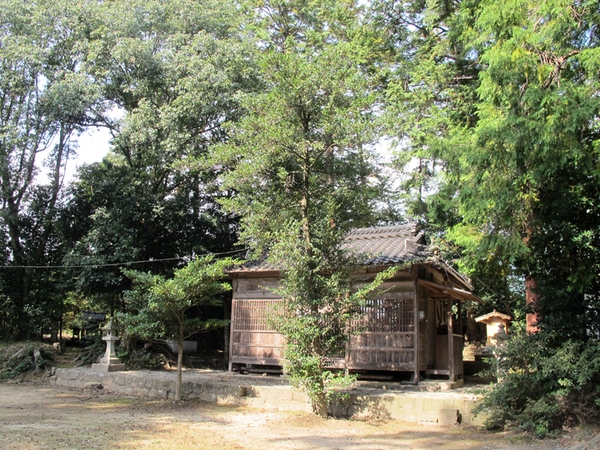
[92,318,126,372]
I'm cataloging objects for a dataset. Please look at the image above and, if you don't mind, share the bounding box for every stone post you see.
[92,318,126,372]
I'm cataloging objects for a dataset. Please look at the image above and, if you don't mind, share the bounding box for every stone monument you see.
[92,318,126,372]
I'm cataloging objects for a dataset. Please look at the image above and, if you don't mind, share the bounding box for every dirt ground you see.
[0,381,598,450]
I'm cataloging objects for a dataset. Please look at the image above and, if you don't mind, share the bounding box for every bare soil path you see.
[0,381,596,450]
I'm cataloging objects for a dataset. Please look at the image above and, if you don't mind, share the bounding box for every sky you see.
[66,126,112,180]
[34,126,112,186]
[78,126,112,163]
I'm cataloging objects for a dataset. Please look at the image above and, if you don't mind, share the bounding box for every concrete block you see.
[251,386,294,402]
[291,390,307,402]
[161,380,176,392]
[186,391,199,400]
[203,383,244,398]
[91,363,126,372]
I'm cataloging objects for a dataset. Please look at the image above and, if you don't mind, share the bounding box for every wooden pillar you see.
[224,291,231,370]
[457,300,462,335]
[344,321,350,376]
[413,277,420,384]
[447,299,455,382]
[228,299,236,372]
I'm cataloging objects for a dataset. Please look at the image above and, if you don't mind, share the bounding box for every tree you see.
[526,164,600,339]
[371,0,482,223]
[119,256,234,401]
[60,154,239,315]
[210,0,389,416]
[467,0,600,336]
[376,0,600,324]
[59,0,257,314]
[377,0,600,433]
[0,0,107,337]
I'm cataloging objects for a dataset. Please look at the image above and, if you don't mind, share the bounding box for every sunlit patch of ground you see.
[0,381,596,450]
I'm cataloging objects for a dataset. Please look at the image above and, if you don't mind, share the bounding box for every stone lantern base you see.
[91,362,126,372]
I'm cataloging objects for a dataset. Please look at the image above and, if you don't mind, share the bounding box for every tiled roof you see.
[231,224,430,271]
[233,254,276,272]
[475,310,512,324]
[229,223,473,290]
[343,224,429,265]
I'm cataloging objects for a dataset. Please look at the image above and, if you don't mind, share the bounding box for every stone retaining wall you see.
[50,368,311,412]
[50,368,487,426]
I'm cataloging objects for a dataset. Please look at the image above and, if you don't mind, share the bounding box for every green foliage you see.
[119,256,233,341]
[377,0,600,325]
[78,335,106,366]
[478,334,600,437]
[0,0,255,338]
[274,264,399,410]
[119,255,233,400]
[211,0,388,415]
[378,1,600,432]
[58,0,254,315]
[526,163,600,338]
[60,154,239,314]
[0,0,106,338]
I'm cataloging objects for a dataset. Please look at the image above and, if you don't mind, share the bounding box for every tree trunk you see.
[3,124,70,338]
[176,324,184,401]
[524,221,540,334]
[526,276,540,333]
[311,378,328,417]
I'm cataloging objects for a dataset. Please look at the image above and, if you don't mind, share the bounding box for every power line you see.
[0,248,247,270]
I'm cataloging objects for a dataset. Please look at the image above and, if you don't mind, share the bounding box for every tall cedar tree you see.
[374,0,600,330]
[210,0,390,415]
[376,0,600,433]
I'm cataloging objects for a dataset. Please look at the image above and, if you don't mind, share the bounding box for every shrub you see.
[477,333,600,437]
[77,333,106,365]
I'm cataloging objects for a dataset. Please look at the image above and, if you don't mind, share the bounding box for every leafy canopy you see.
[119,256,234,342]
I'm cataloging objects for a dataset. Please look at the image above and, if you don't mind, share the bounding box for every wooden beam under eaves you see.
[417,279,483,304]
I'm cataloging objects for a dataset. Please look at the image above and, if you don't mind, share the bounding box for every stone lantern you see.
[92,318,126,372]
[475,310,512,346]
[493,324,510,347]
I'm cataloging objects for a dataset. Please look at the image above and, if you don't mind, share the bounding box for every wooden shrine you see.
[227,225,482,382]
